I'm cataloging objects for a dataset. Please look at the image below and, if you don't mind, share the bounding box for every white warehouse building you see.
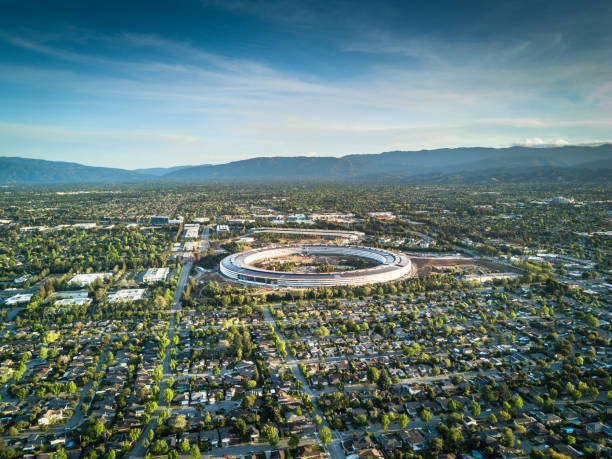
[143,267,170,283]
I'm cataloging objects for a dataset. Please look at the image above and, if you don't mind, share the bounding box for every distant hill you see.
[132,165,196,176]
[163,144,612,182]
[397,164,612,184]
[0,157,151,184]
[1,144,611,184]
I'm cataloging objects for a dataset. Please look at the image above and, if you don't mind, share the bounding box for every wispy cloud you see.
[0,122,204,144]
[481,118,612,128]
[517,138,569,147]
[588,81,612,109]
[1,4,611,167]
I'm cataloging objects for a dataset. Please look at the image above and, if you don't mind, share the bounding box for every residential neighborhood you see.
[0,183,609,459]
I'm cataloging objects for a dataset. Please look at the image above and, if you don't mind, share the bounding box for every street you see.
[200,226,210,253]
[264,306,345,459]
[129,261,193,458]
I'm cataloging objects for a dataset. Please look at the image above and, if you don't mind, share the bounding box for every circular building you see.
[220,244,411,288]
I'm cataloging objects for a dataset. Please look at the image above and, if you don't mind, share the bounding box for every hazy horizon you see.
[2,141,612,171]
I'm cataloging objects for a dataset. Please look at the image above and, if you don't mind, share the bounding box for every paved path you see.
[5,306,23,322]
[129,261,192,458]
[65,339,113,430]
[339,417,442,441]
[200,226,210,253]
[264,306,345,459]
[204,436,318,458]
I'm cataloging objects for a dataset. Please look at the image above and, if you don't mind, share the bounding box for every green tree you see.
[419,408,432,425]
[502,427,515,447]
[313,326,330,338]
[319,426,332,447]
[570,389,582,402]
[381,414,390,430]
[471,400,481,417]
[377,369,391,391]
[513,395,524,410]
[430,438,443,454]
[242,394,256,409]
[234,418,247,437]
[179,439,190,453]
[163,388,174,405]
[142,435,162,452]
[367,366,379,383]
[191,446,200,459]
[43,331,60,344]
[584,314,599,327]
[129,428,141,443]
[263,424,279,446]
[168,415,188,432]
[153,365,164,383]
[398,413,408,429]
[289,434,301,449]
[66,381,77,393]
[145,400,158,414]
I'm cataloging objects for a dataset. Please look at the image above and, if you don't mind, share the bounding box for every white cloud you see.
[1,29,612,166]
[482,118,612,128]
[518,137,569,147]
[513,138,612,148]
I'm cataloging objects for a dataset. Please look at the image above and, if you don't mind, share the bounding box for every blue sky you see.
[1,0,611,168]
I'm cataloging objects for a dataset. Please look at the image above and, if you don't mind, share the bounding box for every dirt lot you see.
[253,254,377,273]
[411,256,520,277]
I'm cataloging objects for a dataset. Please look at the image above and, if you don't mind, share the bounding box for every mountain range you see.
[1,144,611,185]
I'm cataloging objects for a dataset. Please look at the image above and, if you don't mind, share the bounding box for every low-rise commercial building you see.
[68,272,112,287]
[107,289,145,303]
[143,267,170,283]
